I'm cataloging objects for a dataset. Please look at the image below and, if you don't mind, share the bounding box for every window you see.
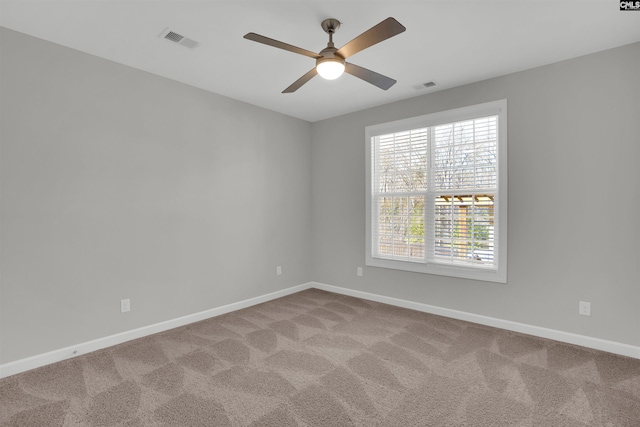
[365,100,507,282]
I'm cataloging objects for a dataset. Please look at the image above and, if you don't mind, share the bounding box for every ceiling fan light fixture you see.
[244,17,405,92]
[316,58,345,80]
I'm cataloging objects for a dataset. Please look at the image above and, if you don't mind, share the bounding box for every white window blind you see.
[366,100,507,282]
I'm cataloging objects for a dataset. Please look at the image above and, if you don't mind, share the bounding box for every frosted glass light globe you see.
[316,60,345,80]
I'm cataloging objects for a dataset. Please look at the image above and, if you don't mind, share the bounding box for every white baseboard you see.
[0,283,313,379]
[3,280,638,379]
[311,281,640,360]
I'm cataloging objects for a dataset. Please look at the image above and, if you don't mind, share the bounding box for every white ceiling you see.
[1,1,639,122]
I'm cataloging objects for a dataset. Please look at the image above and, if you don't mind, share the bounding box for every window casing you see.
[365,100,507,282]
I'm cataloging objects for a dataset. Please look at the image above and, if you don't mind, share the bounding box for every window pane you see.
[376,129,428,193]
[375,195,424,261]
[433,194,495,265]
[433,116,497,191]
[470,201,495,263]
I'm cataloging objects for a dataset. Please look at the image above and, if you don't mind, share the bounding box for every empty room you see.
[1,1,639,425]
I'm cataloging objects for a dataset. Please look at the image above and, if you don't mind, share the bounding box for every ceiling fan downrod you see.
[316,19,345,79]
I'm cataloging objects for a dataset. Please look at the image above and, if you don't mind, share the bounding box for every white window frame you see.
[365,100,507,283]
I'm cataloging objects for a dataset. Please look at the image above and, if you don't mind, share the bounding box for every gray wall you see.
[310,42,640,347]
[0,28,312,363]
[1,26,639,365]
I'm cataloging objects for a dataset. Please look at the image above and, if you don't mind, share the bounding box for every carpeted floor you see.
[1,288,639,426]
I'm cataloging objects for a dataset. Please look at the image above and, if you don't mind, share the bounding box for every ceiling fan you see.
[244,17,406,93]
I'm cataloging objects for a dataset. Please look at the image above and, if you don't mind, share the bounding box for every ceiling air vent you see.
[159,28,200,49]
[411,81,436,91]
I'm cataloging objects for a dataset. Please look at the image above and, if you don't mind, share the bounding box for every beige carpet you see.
[1,289,639,426]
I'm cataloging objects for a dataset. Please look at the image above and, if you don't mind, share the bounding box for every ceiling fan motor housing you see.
[318,18,344,66]
[316,47,345,67]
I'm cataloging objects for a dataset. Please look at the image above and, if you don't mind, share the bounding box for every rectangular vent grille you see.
[411,81,437,91]
[164,31,184,43]
[160,28,200,49]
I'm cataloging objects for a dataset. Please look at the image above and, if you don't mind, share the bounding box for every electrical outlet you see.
[579,301,591,316]
[121,298,131,313]
[357,267,363,277]
[276,266,282,276]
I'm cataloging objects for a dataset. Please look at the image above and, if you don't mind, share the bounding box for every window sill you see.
[365,255,507,283]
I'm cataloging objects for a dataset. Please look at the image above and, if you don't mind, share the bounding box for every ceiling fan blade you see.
[345,62,396,90]
[244,33,321,59]
[283,68,318,93]
[336,17,406,59]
